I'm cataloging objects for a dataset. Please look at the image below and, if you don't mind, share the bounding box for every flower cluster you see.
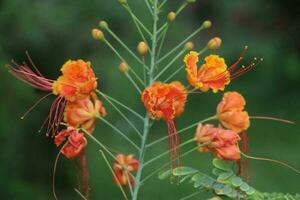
[8,59,107,158]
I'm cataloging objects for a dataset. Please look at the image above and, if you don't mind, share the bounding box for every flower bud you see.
[91,28,104,41]
[202,20,212,29]
[167,12,176,22]
[119,62,129,73]
[207,37,222,50]
[184,41,194,50]
[118,0,127,5]
[186,0,196,3]
[137,42,148,56]
[99,20,108,30]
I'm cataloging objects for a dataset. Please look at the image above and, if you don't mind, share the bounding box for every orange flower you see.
[7,58,99,136]
[141,81,187,121]
[64,94,107,133]
[195,124,241,161]
[52,59,97,101]
[113,154,139,186]
[217,91,250,133]
[141,81,187,170]
[55,127,87,159]
[184,51,230,93]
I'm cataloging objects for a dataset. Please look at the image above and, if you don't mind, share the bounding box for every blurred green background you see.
[0,0,299,199]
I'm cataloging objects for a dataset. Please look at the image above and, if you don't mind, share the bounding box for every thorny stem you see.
[132,1,158,199]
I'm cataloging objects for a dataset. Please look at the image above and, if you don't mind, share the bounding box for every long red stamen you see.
[7,59,53,91]
[167,120,181,172]
[46,97,66,137]
[238,131,250,182]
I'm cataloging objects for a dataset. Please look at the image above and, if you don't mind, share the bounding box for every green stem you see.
[97,90,144,121]
[132,1,159,199]
[97,116,140,150]
[101,93,143,138]
[154,48,186,80]
[99,150,129,200]
[179,190,204,200]
[105,27,146,67]
[143,138,195,166]
[125,72,142,93]
[157,25,205,63]
[103,39,145,86]
[146,116,217,148]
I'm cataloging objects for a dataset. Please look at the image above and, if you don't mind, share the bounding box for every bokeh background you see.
[1,0,299,199]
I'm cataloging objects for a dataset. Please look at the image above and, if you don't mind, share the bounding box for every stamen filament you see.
[241,152,300,175]
[250,116,294,124]
[146,116,217,148]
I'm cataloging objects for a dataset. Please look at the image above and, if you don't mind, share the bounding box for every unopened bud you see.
[185,41,194,50]
[99,20,108,30]
[119,62,129,73]
[186,0,197,3]
[207,37,222,50]
[167,12,176,22]
[91,29,104,41]
[202,20,212,29]
[118,0,127,5]
[137,42,148,56]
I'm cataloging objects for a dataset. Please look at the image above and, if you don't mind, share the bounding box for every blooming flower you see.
[52,59,98,102]
[184,52,230,93]
[141,81,187,170]
[195,124,241,161]
[217,91,250,133]
[55,127,87,159]
[64,94,107,133]
[7,57,98,136]
[113,154,139,186]
[141,81,187,121]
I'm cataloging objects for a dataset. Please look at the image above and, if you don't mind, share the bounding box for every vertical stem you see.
[132,1,158,199]
[80,149,90,199]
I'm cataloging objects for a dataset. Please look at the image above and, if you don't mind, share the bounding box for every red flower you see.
[113,154,139,186]
[55,128,87,159]
[195,124,241,161]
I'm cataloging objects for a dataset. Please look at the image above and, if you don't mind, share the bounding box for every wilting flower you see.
[195,124,241,161]
[113,154,139,186]
[7,58,98,135]
[217,91,250,133]
[141,81,187,170]
[55,127,87,159]
[52,59,98,102]
[184,52,230,93]
[64,94,107,133]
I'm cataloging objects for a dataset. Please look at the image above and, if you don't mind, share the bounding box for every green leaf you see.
[246,187,256,196]
[158,169,171,180]
[212,168,225,176]
[179,174,193,183]
[240,182,250,192]
[172,167,198,176]
[212,159,233,171]
[217,171,234,181]
[231,176,243,187]
[192,174,215,188]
